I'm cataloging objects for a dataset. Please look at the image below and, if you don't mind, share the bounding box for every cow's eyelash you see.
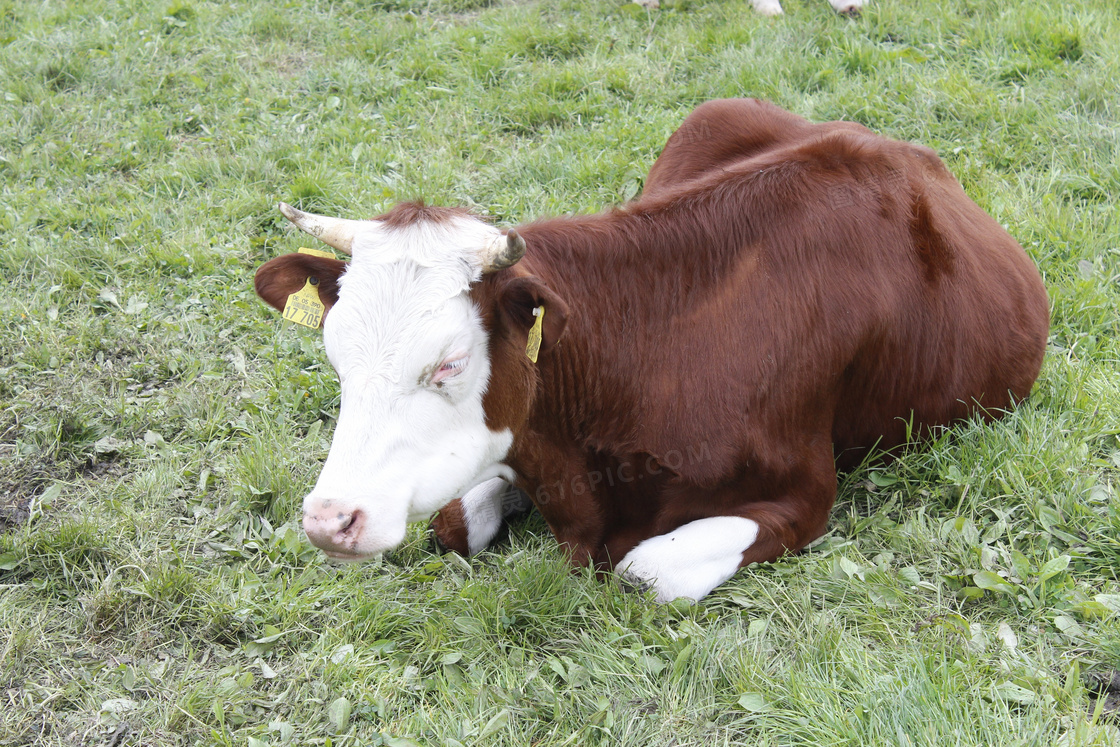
[431,355,470,385]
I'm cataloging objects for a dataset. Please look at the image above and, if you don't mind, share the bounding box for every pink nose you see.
[303,506,367,557]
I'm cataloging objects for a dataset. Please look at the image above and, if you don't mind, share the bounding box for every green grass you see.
[2,0,1119,744]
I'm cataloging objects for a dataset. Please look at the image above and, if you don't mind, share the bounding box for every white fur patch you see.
[461,478,509,555]
[618,516,760,603]
[752,0,783,15]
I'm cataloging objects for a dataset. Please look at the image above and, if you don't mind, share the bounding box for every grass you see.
[1,0,1119,744]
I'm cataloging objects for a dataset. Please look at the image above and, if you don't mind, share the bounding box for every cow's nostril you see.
[337,510,363,538]
[338,512,354,532]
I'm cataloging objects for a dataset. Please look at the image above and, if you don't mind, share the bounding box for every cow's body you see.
[255,99,1048,602]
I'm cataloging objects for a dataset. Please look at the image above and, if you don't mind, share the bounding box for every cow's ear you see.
[496,275,569,356]
[254,254,348,325]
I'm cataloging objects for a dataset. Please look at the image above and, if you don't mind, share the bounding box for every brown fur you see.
[375,201,475,229]
[434,98,1049,570]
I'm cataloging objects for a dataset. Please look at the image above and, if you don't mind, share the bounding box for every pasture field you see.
[1,0,1119,744]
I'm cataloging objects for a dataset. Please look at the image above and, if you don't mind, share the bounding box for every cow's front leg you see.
[430,478,529,556]
[617,499,831,602]
[618,448,836,602]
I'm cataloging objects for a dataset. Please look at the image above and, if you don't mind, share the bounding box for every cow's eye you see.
[432,355,469,385]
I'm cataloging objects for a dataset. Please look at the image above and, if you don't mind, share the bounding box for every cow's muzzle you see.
[302,505,372,560]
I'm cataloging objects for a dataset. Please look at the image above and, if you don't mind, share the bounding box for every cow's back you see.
[641,98,872,200]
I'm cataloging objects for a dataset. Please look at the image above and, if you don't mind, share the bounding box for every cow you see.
[254,98,1049,603]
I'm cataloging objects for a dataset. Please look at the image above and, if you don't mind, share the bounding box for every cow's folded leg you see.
[618,458,835,602]
[430,478,529,556]
[618,516,762,603]
[617,503,832,603]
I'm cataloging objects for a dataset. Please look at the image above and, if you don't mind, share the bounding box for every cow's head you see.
[254,202,567,560]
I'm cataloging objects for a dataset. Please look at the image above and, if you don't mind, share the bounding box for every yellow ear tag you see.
[283,278,326,328]
[525,306,545,363]
[280,247,335,328]
[297,246,335,259]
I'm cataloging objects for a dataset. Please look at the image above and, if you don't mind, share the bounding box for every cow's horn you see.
[481,229,526,273]
[278,202,361,255]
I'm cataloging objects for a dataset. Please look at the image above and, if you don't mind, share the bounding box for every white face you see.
[300,215,515,560]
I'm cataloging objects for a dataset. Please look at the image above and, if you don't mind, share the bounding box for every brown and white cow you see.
[254,98,1048,602]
